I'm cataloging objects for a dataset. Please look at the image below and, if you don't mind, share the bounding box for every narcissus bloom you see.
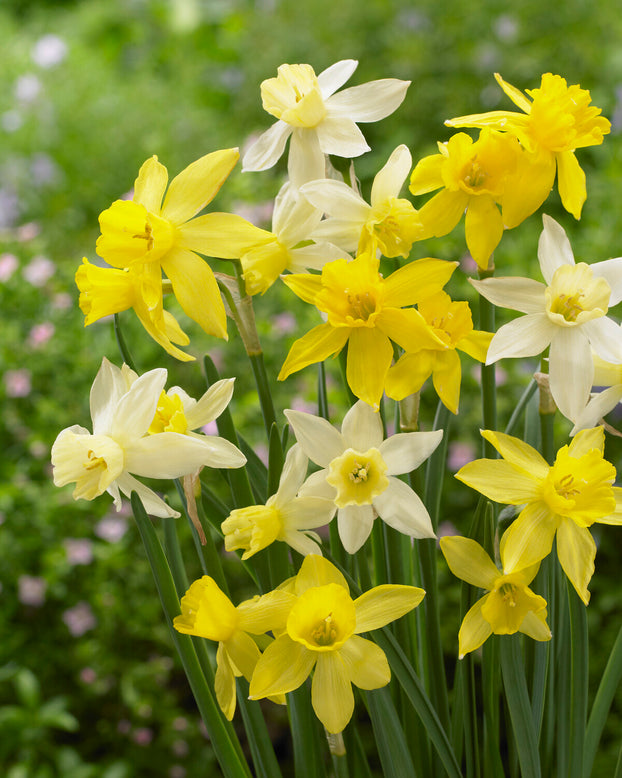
[440,535,551,658]
[249,555,424,733]
[285,401,441,553]
[174,576,293,720]
[242,60,410,187]
[301,144,422,258]
[51,359,245,517]
[385,291,492,413]
[93,151,264,358]
[278,252,456,409]
[472,215,622,423]
[221,444,336,558]
[571,353,622,433]
[446,73,611,219]
[455,427,622,604]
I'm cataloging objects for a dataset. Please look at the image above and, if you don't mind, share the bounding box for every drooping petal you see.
[315,117,370,158]
[456,330,493,362]
[278,323,350,381]
[416,189,467,239]
[214,645,237,720]
[384,257,458,308]
[284,408,345,467]
[249,635,315,698]
[280,497,336,530]
[384,350,435,401]
[440,536,500,589]
[372,476,435,539]
[312,653,354,734]
[288,243,346,273]
[346,327,393,410]
[591,257,622,306]
[115,472,180,518]
[455,458,541,504]
[571,386,622,434]
[432,350,462,414]
[376,307,448,353]
[133,156,168,214]
[125,431,242,477]
[338,504,375,553]
[500,502,559,573]
[225,630,262,682]
[161,149,239,225]
[556,150,586,220]
[242,120,292,172]
[178,212,273,259]
[288,127,327,188]
[283,530,323,557]
[519,610,552,642]
[379,430,443,475]
[326,79,410,122]
[340,635,391,688]
[501,148,555,230]
[469,277,547,314]
[464,194,504,270]
[237,590,296,635]
[371,144,412,205]
[273,443,308,505]
[458,596,493,658]
[538,215,576,284]
[341,400,384,452]
[485,314,556,363]
[556,519,596,605]
[354,585,425,632]
[548,328,593,421]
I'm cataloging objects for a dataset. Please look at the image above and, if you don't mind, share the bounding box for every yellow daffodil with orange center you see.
[446,73,611,219]
[174,576,294,720]
[249,555,425,733]
[385,291,493,413]
[278,252,456,409]
[455,427,622,604]
[440,535,551,657]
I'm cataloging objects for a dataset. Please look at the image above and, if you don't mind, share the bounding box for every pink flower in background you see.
[80,667,97,684]
[447,441,477,472]
[271,311,297,334]
[62,601,97,636]
[132,727,154,746]
[172,716,188,731]
[0,253,18,281]
[32,34,68,68]
[17,222,41,242]
[22,255,55,286]
[64,538,94,565]
[28,322,55,348]
[18,575,47,606]
[52,292,72,310]
[5,369,32,398]
[94,515,129,543]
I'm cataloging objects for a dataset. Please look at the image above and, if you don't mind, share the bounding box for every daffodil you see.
[301,144,422,258]
[471,215,622,423]
[239,182,345,295]
[455,427,622,604]
[385,291,492,413]
[174,576,294,720]
[409,129,526,269]
[284,400,441,553]
[278,252,456,409]
[440,535,551,657]
[242,60,410,187]
[571,353,622,433]
[51,358,246,517]
[221,444,336,558]
[93,150,266,355]
[446,73,611,219]
[249,554,424,733]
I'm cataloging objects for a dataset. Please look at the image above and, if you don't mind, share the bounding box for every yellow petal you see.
[440,536,500,590]
[458,596,493,658]
[383,257,457,308]
[281,271,324,305]
[567,426,606,458]
[464,194,504,270]
[432,350,461,414]
[179,213,274,259]
[480,430,549,480]
[133,155,168,214]
[295,554,350,594]
[409,152,445,195]
[556,150,586,220]
[346,326,393,410]
[354,584,425,632]
[311,652,354,734]
[501,147,555,229]
[455,458,541,505]
[249,635,315,698]
[278,323,349,381]
[376,307,448,353]
[225,631,262,682]
[519,610,552,643]
[556,518,595,605]
[500,502,558,574]
[173,576,238,641]
[339,634,391,689]
[215,644,237,720]
[457,329,493,363]
[384,350,434,401]
[416,189,467,239]
[494,73,532,113]
[237,591,297,634]
[161,149,239,225]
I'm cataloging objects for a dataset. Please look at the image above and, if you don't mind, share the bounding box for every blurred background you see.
[2,0,622,775]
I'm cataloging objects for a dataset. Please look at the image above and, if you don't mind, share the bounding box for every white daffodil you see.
[221,444,336,558]
[571,353,622,433]
[242,60,410,188]
[284,401,441,554]
[51,358,246,518]
[240,182,345,295]
[301,144,421,258]
[472,215,622,423]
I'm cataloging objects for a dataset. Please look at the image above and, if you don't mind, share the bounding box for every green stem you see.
[287,685,326,778]
[505,378,538,436]
[113,313,138,372]
[567,581,588,778]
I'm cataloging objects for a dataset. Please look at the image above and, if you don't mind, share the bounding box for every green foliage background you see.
[2,0,622,774]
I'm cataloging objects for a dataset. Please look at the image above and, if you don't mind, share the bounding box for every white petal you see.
[288,128,326,188]
[280,497,336,529]
[470,277,546,314]
[341,400,384,451]
[111,368,168,445]
[182,378,235,430]
[592,257,622,306]
[309,219,362,253]
[379,429,443,475]
[274,444,308,505]
[90,358,127,435]
[288,242,347,272]
[242,121,291,172]
[373,477,435,538]
[273,182,323,244]
[283,530,323,556]
[326,79,410,122]
[571,385,622,434]
[301,179,370,221]
[538,215,576,284]
[284,409,345,467]
[548,329,593,421]
[298,469,336,500]
[125,432,245,477]
[338,504,375,553]
[116,473,180,518]
[315,117,370,158]
[583,317,622,363]
[371,144,412,205]
[486,314,556,363]
[317,59,358,98]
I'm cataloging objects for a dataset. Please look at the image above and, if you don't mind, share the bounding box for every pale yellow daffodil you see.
[455,427,622,604]
[446,73,611,219]
[278,252,456,409]
[249,554,424,733]
[440,534,551,658]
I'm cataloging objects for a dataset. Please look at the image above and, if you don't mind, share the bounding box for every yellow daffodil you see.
[446,73,611,219]
[92,150,266,358]
[471,215,622,423]
[440,535,551,657]
[409,129,526,269]
[285,401,441,553]
[278,252,456,409]
[221,444,336,558]
[174,576,294,720]
[242,60,410,188]
[249,555,424,733]
[301,144,422,258]
[455,427,622,604]
[385,291,492,413]
[51,359,245,517]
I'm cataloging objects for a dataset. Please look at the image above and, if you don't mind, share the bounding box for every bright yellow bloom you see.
[440,535,551,657]
[173,576,293,720]
[446,73,611,219]
[278,252,456,409]
[455,427,622,604]
[410,129,525,269]
[249,555,424,733]
[385,291,492,413]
